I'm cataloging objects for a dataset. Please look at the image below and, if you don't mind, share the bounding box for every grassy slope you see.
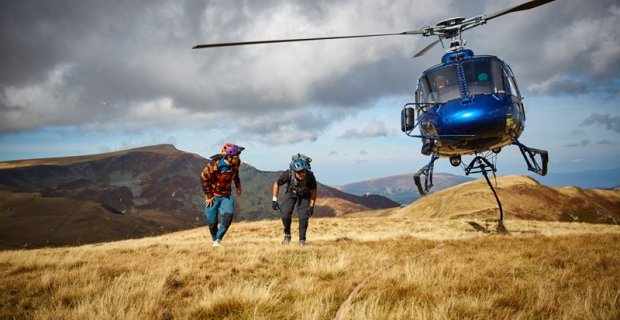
[387,175,620,222]
[1,216,619,320]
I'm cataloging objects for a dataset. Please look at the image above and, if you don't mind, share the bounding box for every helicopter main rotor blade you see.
[413,39,441,58]
[193,31,423,49]
[486,0,555,21]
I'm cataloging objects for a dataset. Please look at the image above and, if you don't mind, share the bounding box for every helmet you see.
[290,159,310,172]
[221,143,244,156]
[434,75,447,88]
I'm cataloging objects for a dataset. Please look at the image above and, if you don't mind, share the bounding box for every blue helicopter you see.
[194,0,555,229]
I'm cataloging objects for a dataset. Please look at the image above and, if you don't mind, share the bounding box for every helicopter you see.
[194,0,554,230]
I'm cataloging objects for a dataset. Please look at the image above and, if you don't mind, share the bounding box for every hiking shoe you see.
[282,234,291,244]
[212,239,221,247]
[299,240,306,246]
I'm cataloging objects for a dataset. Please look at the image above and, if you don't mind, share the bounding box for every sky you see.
[0,0,619,186]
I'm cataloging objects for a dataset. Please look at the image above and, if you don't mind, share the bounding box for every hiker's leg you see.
[205,196,221,241]
[279,193,296,236]
[216,195,234,240]
[297,197,310,241]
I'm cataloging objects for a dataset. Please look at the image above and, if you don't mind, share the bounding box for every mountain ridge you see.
[0,144,398,249]
[337,172,474,204]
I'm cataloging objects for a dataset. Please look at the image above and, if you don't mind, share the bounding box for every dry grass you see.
[1,217,619,320]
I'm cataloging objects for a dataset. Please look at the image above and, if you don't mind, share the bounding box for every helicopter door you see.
[501,62,526,122]
[502,63,522,98]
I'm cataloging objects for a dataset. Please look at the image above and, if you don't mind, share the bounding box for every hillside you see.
[338,172,473,204]
[0,144,398,249]
[372,175,620,224]
[1,217,619,319]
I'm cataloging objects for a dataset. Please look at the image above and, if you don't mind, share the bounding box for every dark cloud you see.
[580,113,620,133]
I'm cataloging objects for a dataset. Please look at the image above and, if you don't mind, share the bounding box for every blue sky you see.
[1,0,619,186]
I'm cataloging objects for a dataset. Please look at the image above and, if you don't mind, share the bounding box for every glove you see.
[204,196,214,207]
[272,201,280,211]
[308,206,314,217]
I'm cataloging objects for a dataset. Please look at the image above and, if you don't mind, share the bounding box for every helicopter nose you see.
[440,98,506,137]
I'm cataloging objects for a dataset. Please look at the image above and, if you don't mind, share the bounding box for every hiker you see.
[200,143,244,247]
[272,154,317,245]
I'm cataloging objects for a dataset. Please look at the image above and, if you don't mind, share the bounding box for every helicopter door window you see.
[462,60,504,96]
[502,64,521,97]
[427,66,460,102]
[502,69,519,97]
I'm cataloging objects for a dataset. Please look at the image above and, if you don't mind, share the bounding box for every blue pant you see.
[205,195,235,241]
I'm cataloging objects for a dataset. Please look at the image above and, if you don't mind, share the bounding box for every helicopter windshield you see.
[462,59,505,96]
[418,57,520,104]
[423,65,461,103]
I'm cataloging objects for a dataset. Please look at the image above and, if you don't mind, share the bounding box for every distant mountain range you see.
[337,172,474,204]
[0,144,398,249]
[535,167,620,189]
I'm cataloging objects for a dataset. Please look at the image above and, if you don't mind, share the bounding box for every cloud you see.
[570,129,586,136]
[580,113,620,133]
[0,0,454,140]
[1,0,619,142]
[565,140,590,148]
[527,75,587,96]
[233,109,331,145]
[596,140,614,145]
[340,120,388,139]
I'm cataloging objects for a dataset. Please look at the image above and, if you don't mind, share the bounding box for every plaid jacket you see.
[200,154,241,197]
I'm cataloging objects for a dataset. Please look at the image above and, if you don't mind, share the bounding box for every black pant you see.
[279,192,310,241]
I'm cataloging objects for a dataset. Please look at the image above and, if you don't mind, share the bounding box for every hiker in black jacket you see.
[272,157,317,245]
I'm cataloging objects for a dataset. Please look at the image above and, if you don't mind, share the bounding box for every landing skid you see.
[413,155,438,195]
[465,156,508,234]
[412,141,549,233]
[513,140,548,176]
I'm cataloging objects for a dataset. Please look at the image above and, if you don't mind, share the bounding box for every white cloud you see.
[1,63,82,132]
[340,120,388,139]
[527,75,587,95]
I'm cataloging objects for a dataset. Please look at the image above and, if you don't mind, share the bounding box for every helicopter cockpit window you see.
[462,59,504,96]
[424,65,461,103]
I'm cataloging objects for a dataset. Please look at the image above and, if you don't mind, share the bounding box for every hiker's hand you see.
[236,187,242,196]
[204,196,214,207]
[272,201,280,211]
[307,206,314,217]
